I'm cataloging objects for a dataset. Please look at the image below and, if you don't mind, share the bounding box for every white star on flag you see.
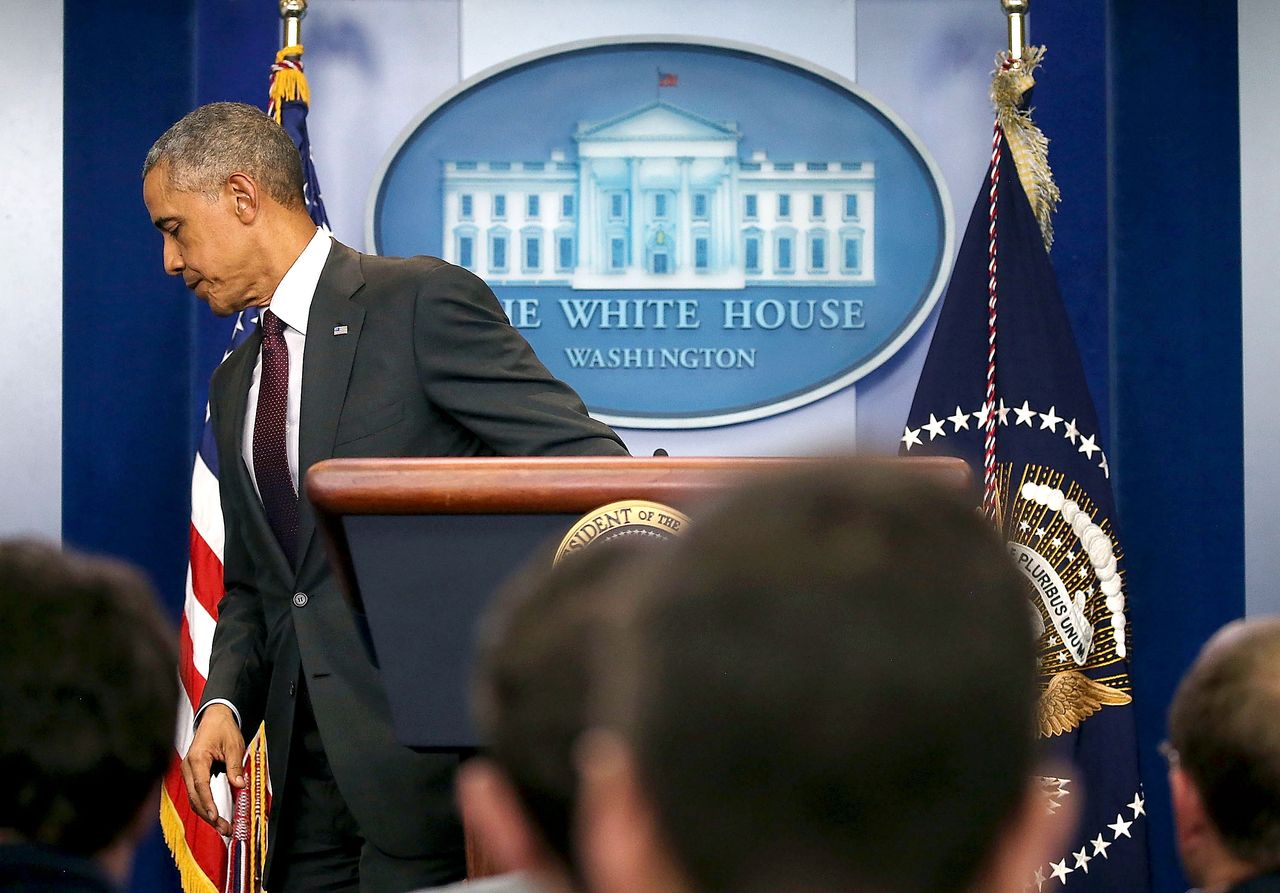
[1109,814,1133,839]
[1065,419,1080,444]
[1091,834,1111,858]
[901,426,922,450]
[1066,551,1077,563]
[1049,859,1072,884]
[1100,455,1110,478]
[1051,536,1063,548]
[998,397,1011,425]
[1019,520,1030,532]
[1034,867,1046,891]
[1078,434,1100,459]
[1039,405,1063,431]
[1035,527,1047,538]
[1128,794,1145,817]
[1073,847,1092,874]
[1014,400,1037,426]
[924,413,947,440]
[972,403,991,427]
[949,406,972,431]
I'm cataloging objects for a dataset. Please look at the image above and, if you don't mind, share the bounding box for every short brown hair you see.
[0,540,178,856]
[1169,618,1280,869]
[609,461,1039,893]
[143,101,306,208]
[473,540,656,874]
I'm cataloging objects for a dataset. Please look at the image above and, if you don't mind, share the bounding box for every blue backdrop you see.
[60,2,1241,891]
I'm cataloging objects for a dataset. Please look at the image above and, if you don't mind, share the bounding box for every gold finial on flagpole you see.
[1001,0,1029,66]
[280,0,307,49]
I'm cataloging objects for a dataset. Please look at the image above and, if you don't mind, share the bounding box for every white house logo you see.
[370,40,951,427]
[441,101,876,292]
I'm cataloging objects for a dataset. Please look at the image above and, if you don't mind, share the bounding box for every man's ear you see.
[977,772,1081,893]
[1170,765,1210,853]
[575,730,689,893]
[226,173,260,223]
[456,757,542,874]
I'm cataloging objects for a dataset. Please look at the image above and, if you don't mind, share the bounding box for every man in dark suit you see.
[142,102,627,892]
[1167,619,1280,893]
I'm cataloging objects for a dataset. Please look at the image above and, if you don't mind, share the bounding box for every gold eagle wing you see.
[1038,670,1132,738]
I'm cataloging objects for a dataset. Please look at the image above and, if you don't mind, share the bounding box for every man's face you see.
[142,166,261,316]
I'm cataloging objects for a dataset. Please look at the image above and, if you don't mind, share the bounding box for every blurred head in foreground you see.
[577,461,1069,893]
[0,540,178,887]
[458,539,657,893]
[1168,618,1280,892]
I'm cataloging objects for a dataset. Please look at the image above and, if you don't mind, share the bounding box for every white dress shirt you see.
[242,228,332,495]
[203,228,330,731]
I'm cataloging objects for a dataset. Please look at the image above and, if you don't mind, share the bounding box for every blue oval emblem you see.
[370,39,952,428]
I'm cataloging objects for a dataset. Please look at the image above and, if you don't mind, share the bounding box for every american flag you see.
[160,43,330,893]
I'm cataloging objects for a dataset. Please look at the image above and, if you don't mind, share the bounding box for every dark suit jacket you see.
[201,242,627,869]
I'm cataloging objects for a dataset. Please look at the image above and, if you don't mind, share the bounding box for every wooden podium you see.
[307,454,970,878]
[306,455,971,750]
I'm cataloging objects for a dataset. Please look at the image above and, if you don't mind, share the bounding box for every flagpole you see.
[281,0,306,49]
[1001,0,1029,65]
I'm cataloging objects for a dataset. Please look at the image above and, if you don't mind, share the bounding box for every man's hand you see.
[181,703,246,835]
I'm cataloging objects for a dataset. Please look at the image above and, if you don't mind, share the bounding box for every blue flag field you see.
[901,63,1151,892]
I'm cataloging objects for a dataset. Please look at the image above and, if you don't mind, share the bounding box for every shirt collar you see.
[259,228,331,335]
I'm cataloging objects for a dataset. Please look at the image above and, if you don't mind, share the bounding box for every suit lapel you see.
[221,324,262,477]
[296,242,367,570]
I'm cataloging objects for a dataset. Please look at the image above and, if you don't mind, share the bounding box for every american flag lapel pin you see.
[333,325,349,336]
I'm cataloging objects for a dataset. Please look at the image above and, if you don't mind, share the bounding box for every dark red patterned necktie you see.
[253,310,299,566]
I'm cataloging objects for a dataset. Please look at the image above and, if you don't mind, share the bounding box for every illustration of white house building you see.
[441,101,875,289]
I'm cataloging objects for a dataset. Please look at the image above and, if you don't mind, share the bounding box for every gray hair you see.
[142,101,305,208]
[1170,617,1280,871]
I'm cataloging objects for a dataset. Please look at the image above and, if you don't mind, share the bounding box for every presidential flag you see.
[160,42,330,893]
[901,49,1150,891]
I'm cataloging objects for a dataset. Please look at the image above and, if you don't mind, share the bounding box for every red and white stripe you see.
[162,438,235,893]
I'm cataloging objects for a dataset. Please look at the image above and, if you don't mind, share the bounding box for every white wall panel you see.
[0,0,63,539]
[1239,0,1280,615]
[459,0,857,82]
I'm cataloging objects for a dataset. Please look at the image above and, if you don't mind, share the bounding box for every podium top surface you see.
[306,455,973,516]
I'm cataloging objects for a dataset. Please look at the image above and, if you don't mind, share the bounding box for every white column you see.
[578,160,593,272]
[726,157,739,266]
[677,157,692,272]
[628,158,642,269]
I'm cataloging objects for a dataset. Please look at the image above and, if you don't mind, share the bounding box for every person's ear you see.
[976,770,1080,893]
[1169,765,1210,855]
[456,757,542,873]
[575,729,690,893]
[226,173,259,223]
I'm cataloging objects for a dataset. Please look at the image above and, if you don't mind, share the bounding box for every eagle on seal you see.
[1039,670,1132,737]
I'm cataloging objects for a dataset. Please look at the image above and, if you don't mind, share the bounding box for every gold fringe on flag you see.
[159,790,221,893]
[268,45,310,124]
[991,46,1060,252]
